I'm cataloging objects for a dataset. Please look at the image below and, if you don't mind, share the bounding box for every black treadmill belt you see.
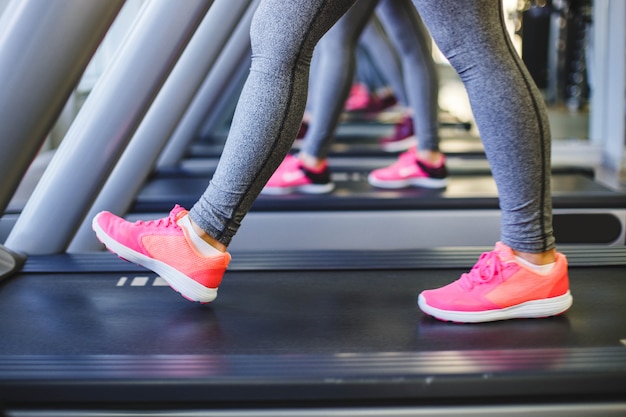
[1,249,625,406]
[1,264,624,355]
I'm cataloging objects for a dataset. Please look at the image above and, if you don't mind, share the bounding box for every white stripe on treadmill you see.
[116,277,128,286]
[153,277,169,286]
[130,277,150,286]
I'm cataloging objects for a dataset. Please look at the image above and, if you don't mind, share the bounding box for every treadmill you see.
[1,1,625,413]
[0,246,625,414]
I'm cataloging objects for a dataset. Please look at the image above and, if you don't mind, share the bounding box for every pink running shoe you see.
[344,83,371,112]
[262,154,334,195]
[92,205,231,303]
[379,115,417,152]
[368,147,448,189]
[418,242,572,323]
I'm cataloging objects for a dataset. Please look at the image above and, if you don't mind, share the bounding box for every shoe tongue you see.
[399,148,418,163]
[170,205,188,221]
[494,241,515,262]
[301,159,327,174]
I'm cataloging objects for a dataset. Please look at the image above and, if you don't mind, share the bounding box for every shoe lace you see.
[134,205,183,229]
[459,250,508,289]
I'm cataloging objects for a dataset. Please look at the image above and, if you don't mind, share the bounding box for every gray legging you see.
[301,0,439,160]
[355,17,402,101]
[190,0,554,254]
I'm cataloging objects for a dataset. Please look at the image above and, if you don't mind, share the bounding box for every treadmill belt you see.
[0,262,625,355]
[1,248,625,407]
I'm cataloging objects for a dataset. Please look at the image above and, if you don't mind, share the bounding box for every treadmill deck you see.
[1,248,625,407]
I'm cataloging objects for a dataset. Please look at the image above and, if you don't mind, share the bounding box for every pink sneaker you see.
[418,242,573,323]
[344,83,371,112]
[92,205,230,303]
[379,115,417,152]
[368,147,448,189]
[262,154,334,195]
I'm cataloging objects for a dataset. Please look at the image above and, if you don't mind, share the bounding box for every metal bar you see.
[589,0,625,177]
[5,0,214,254]
[68,0,255,252]
[0,0,124,216]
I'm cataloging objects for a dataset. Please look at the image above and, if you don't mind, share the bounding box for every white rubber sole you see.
[92,215,217,303]
[418,291,573,323]
[261,182,335,195]
[368,173,448,189]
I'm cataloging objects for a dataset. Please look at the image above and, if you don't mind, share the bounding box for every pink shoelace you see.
[133,205,185,229]
[458,250,512,290]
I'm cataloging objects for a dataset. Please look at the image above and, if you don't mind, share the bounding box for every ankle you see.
[298,153,326,171]
[188,217,227,253]
[513,248,557,266]
[416,150,444,166]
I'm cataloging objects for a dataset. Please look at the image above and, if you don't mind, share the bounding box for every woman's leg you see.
[413,0,571,323]
[413,0,553,253]
[358,16,407,107]
[92,0,357,303]
[376,0,439,153]
[299,0,379,161]
[261,0,378,195]
[190,0,357,245]
[365,0,445,188]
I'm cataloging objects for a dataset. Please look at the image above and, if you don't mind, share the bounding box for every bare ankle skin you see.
[298,152,326,170]
[513,248,557,265]
[189,218,227,253]
[417,149,444,165]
